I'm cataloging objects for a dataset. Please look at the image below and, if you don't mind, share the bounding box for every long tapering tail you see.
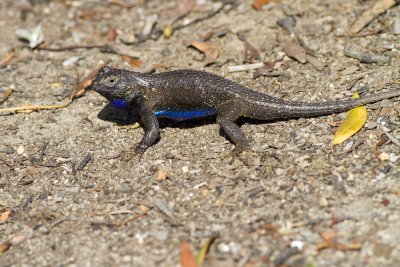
[274,89,400,119]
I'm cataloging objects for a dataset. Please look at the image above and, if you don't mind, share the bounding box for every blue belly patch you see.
[154,109,216,120]
[111,99,128,109]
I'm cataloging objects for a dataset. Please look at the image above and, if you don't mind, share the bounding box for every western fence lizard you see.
[88,66,400,153]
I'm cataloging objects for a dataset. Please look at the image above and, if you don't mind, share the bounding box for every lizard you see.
[88,66,400,153]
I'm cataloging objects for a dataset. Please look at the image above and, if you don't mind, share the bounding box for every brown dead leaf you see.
[281,39,307,63]
[121,55,144,68]
[167,0,196,24]
[253,61,278,78]
[252,0,274,10]
[0,52,14,68]
[107,28,117,42]
[348,0,397,35]
[0,241,11,253]
[243,41,261,63]
[0,210,11,222]
[180,241,197,267]
[316,230,362,251]
[189,41,219,65]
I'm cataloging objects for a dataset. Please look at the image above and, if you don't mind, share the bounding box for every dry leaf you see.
[167,0,196,24]
[196,236,217,267]
[0,210,11,222]
[180,241,197,267]
[0,241,11,253]
[333,92,367,145]
[348,0,397,35]
[243,41,261,63]
[252,0,273,10]
[107,28,117,42]
[189,41,219,65]
[0,52,14,68]
[121,55,144,68]
[281,39,307,63]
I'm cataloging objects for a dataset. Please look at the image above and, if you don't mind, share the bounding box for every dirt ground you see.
[1,0,400,266]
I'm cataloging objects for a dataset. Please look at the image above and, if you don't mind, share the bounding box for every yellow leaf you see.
[196,236,217,267]
[333,92,368,145]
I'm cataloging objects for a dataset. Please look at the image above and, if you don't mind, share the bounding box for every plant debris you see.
[333,92,367,145]
[189,41,219,65]
[344,46,391,64]
[348,0,398,35]
[15,24,44,49]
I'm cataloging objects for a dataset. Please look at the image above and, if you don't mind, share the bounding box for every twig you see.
[76,153,92,171]
[108,0,141,8]
[0,100,72,114]
[136,0,238,43]
[277,17,313,54]
[37,43,117,53]
[344,46,391,63]
[380,125,400,147]
[174,0,238,31]
[227,62,264,72]
[0,62,107,114]
[0,89,14,105]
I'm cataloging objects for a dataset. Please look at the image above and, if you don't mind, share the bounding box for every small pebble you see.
[115,183,133,193]
[392,19,400,35]
[2,146,15,154]
[37,225,50,235]
[389,153,399,163]
[16,146,24,155]
[380,99,393,108]
[378,152,390,161]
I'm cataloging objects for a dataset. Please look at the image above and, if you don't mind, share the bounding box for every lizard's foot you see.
[234,142,251,154]
[134,144,147,154]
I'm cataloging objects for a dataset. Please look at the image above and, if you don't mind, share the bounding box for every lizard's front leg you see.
[135,100,160,153]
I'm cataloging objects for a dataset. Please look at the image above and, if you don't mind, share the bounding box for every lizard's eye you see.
[103,76,119,87]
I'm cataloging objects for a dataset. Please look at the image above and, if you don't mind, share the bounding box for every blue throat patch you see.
[154,109,216,120]
[111,99,128,109]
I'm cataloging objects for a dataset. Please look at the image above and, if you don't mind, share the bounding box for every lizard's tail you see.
[272,89,400,119]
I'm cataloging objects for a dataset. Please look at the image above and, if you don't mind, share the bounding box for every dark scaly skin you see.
[89,66,400,153]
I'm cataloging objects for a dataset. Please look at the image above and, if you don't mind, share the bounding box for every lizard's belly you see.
[154,109,216,120]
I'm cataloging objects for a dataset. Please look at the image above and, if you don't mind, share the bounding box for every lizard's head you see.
[89,66,144,108]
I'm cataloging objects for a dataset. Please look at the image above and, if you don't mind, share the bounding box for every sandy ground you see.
[1,0,400,266]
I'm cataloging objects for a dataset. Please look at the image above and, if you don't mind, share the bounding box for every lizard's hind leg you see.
[216,103,250,152]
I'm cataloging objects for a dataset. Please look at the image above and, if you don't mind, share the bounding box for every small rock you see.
[37,225,50,235]
[380,99,393,108]
[341,65,360,76]
[378,152,389,161]
[319,197,328,207]
[1,146,14,154]
[62,56,82,67]
[16,146,24,155]
[392,19,400,35]
[115,182,133,193]
[389,153,399,163]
